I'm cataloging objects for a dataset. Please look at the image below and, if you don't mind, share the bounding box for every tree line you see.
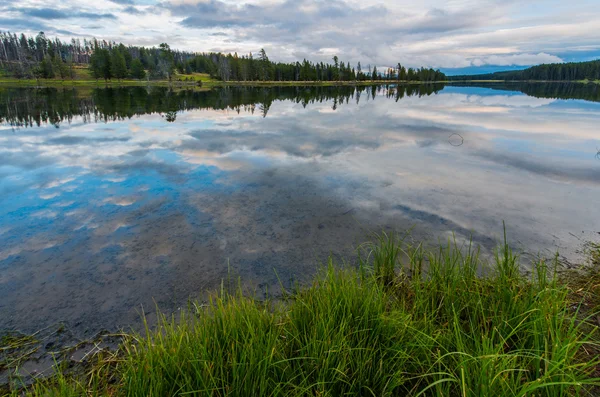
[0,31,446,82]
[182,51,445,82]
[449,59,600,81]
[0,31,89,79]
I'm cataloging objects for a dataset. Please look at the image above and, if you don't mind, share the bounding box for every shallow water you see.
[1,84,599,335]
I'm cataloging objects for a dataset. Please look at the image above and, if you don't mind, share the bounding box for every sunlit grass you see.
[0,78,152,86]
[174,72,215,83]
[7,233,600,396]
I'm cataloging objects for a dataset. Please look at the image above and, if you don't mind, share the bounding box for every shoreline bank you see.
[2,235,599,396]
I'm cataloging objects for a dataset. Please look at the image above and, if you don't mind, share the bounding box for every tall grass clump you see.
[11,234,600,396]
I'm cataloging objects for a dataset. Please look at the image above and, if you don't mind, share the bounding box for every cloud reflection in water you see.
[0,84,599,335]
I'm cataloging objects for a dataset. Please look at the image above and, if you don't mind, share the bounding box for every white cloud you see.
[471,53,563,67]
[1,0,599,70]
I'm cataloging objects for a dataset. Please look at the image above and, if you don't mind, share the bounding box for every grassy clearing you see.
[0,78,194,87]
[174,73,216,83]
[5,233,600,396]
[578,79,600,85]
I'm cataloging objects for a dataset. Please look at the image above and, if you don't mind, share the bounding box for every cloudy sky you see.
[1,0,599,74]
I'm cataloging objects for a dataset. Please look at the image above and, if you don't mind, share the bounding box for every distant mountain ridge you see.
[449,59,600,81]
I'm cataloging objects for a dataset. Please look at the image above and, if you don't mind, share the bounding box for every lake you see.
[1,83,599,335]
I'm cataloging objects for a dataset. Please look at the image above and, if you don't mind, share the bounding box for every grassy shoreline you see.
[1,65,597,88]
[1,77,597,89]
[0,77,447,88]
[3,234,599,396]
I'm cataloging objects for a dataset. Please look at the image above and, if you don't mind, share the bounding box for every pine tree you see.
[66,57,75,79]
[332,56,339,81]
[111,50,128,80]
[90,47,111,80]
[259,49,268,81]
[53,57,68,80]
[40,55,54,78]
[158,43,175,81]
[130,59,146,80]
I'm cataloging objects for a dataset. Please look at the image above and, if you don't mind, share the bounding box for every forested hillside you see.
[0,31,445,82]
[449,59,600,81]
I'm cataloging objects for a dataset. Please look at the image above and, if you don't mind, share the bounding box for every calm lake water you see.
[1,83,599,335]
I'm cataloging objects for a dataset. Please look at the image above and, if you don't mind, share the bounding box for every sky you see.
[1,0,600,75]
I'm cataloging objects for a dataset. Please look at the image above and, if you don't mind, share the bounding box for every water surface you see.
[1,84,599,335]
